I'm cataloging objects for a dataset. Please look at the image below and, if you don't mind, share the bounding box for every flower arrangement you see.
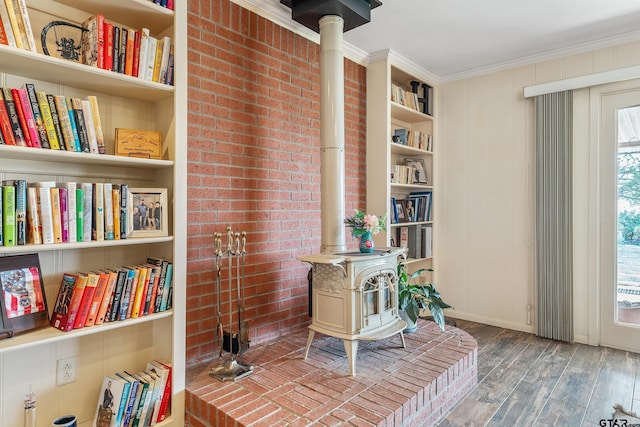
[343,209,387,238]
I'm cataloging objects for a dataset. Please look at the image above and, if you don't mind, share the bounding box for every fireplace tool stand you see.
[209,227,253,382]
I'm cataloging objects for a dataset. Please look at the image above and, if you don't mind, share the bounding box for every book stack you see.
[81,14,174,86]
[0,0,37,53]
[393,128,431,151]
[148,0,174,11]
[391,82,420,111]
[0,82,106,154]
[0,180,131,246]
[50,257,173,332]
[94,359,172,427]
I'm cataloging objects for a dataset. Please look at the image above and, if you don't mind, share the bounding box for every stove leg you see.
[399,331,406,348]
[304,330,315,359]
[343,339,359,376]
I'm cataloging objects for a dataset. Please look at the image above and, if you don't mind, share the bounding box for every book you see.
[158,36,172,84]
[93,182,104,241]
[70,98,90,152]
[146,36,159,82]
[112,186,121,240]
[33,181,55,244]
[53,95,77,151]
[115,371,140,427]
[1,87,26,146]
[136,28,150,79]
[95,269,118,325]
[59,272,88,331]
[136,370,158,427]
[143,264,160,315]
[73,271,99,329]
[84,271,109,327]
[8,179,26,245]
[145,361,170,424]
[159,263,173,312]
[50,273,79,331]
[131,265,148,318]
[165,45,174,85]
[64,182,77,243]
[0,87,15,145]
[82,14,104,68]
[103,182,114,240]
[36,91,60,149]
[2,184,16,246]
[112,25,120,74]
[124,266,141,319]
[118,267,136,320]
[75,187,83,242]
[119,183,128,239]
[103,21,114,72]
[11,88,34,147]
[125,28,135,76]
[46,94,65,150]
[150,360,172,422]
[24,83,49,148]
[118,26,127,74]
[0,1,16,48]
[65,97,82,152]
[14,0,35,52]
[57,186,68,242]
[108,268,128,322]
[49,187,62,243]
[94,375,128,427]
[127,371,150,426]
[86,95,105,154]
[81,99,99,154]
[25,185,41,244]
[3,0,24,50]
[0,10,9,46]
[81,182,92,242]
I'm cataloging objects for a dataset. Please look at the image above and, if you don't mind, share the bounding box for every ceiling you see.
[254,0,640,82]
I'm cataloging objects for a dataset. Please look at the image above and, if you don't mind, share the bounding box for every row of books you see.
[391,82,421,111]
[50,257,174,333]
[82,14,174,86]
[390,191,432,224]
[0,82,106,153]
[94,359,172,427]
[394,225,432,259]
[148,0,174,10]
[0,0,37,52]
[393,128,433,151]
[0,180,132,246]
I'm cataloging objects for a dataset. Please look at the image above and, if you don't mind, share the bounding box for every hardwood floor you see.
[437,320,640,426]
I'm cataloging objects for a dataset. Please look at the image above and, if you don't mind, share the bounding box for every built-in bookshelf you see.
[0,0,185,426]
[367,51,435,272]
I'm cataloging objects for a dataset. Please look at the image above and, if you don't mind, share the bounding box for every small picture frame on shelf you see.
[405,157,428,184]
[127,188,168,238]
[0,254,48,338]
[115,129,163,159]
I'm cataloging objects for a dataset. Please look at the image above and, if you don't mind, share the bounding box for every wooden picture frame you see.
[127,188,168,238]
[404,157,429,184]
[0,254,48,338]
[115,128,163,159]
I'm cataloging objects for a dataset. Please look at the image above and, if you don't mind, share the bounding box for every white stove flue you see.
[299,14,406,376]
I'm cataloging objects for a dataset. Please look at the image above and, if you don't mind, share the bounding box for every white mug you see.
[52,415,77,427]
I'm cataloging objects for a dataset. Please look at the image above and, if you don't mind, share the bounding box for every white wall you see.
[437,40,640,341]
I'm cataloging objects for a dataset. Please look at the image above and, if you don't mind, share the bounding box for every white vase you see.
[398,309,418,333]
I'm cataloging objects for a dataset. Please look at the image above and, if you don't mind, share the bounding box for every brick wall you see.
[186,0,368,365]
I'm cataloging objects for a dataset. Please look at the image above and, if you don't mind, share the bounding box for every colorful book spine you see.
[64,97,81,151]
[80,99,99,154]
[15,87,41,147]
[158,36,172,85]
[15,0,35,52]
[73,272,99,329]
[119,183,128,239]
[81,182,92,242]
[24,83,49,148]
[58,186,68,243]
[103,21,114,71]
[46,94,65,150]
[95,270,118,325]
[1,87,27,146]
[10,88,33,147]
[64,182,77,243]
[124,267,140,319]
[0,88,16,145]
[103,182,114,240]
[112,186,120,240]
[86,95,105,154]
[35,182,55,244]
[108,269,127,322]
[69,98,89,152]
[36,91,60,149]
[3,0,24,49]
[63,272,88,331]
[137,28,150,80]
[125,28,135,76]
[49,187,62,243]
[0,1,16,48]
[93,182,104,241]
[50,273,78,331]
[112,25,120,74]
[26,185,41,244]
[75,187,84,242]
[118,26,127,74]
[2,184,16,246]
[14,179,26,245]
[53,96,77,151]
[131,266,148,318]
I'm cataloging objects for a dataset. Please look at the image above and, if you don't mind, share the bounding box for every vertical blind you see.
[535,91,574,342]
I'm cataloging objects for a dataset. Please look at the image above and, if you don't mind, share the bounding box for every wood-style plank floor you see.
[437,319,640,426]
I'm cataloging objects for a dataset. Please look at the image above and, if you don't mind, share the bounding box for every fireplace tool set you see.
[209,227,253,381]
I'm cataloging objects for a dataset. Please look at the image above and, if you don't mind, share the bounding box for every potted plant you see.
[397,262,452,332]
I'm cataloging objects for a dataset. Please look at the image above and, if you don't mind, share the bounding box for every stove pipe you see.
[319,15,346,254]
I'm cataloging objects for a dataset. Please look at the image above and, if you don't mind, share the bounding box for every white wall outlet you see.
[56,356,77,386]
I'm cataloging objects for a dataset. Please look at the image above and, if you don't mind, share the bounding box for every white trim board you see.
[523,65,640,98]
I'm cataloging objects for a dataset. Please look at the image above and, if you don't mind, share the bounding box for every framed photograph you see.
[405,157,429,184]
[396,200,408,223]
[0,254,48,338]
[128,188,168,238]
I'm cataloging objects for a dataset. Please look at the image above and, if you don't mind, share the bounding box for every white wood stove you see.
[300,248,406,375]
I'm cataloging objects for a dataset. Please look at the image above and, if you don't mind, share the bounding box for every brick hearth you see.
[185,320,478,426]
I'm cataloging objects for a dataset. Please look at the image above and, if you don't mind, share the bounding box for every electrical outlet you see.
[56,356,77,386]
